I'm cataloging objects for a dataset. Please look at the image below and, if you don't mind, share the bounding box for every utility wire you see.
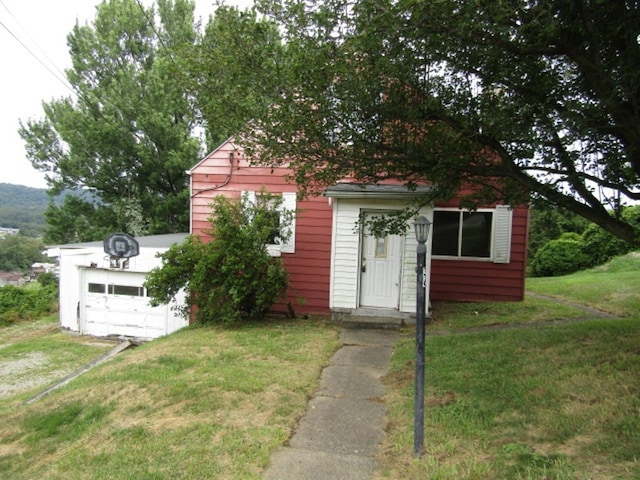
[0,18,76,97]
[0,0,76,97]
[134,0,177,63]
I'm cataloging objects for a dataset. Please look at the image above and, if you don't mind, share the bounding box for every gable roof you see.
[186,136,236,175]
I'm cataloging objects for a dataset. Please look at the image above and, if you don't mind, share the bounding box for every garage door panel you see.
[82,269,175,339]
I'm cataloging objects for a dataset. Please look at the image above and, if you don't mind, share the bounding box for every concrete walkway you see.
[262,328,399,480]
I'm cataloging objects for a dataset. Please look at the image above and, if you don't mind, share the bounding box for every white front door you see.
[359,214,403,309]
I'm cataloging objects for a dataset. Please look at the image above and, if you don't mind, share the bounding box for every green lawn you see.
[377,251,640,479]
[526,252,640,317]
[0,316,340,479]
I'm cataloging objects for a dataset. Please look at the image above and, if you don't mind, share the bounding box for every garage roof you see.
[47,233,189,252]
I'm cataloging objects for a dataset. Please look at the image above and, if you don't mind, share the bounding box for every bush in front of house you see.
[145,191,291,324]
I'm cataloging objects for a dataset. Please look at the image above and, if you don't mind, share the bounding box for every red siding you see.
[429,205,529,302]
[190,143,332,314]
[191,140,530,311]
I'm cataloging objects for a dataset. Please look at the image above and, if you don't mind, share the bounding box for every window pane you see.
[108,284,144,296]
[432,211,460,256]
[264,209,281,244]
[461,212,492,257]
[88,283,105,293]
[375,236,387,257]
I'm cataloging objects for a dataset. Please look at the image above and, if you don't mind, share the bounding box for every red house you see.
[188,138,529,323]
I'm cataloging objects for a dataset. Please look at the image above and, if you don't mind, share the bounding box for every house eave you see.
[324,183,433,199]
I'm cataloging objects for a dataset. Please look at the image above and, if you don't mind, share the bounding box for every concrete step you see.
[338,315,404,330]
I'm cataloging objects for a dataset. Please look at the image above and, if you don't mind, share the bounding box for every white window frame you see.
[431,205,512,264]
[243,190,296,256]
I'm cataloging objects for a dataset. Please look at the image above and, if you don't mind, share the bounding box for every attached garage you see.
[48,233,189,340]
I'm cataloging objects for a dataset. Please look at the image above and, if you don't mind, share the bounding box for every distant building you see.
[0,271,26,287]
[29,262,58,281]
[0,227,20,236]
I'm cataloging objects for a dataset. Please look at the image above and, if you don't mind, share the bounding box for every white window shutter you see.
[280,192,296,253]
[492,205,512,264]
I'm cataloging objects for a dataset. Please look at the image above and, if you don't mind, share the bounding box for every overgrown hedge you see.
[145,191,291,324]
[0,281,58,326]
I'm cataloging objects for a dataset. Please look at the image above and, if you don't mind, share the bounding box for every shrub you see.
[529,238,591,277]
[527,201,590,260]
[146,191,291,324]
[36,272,59,288]
[558,232,582,242]
[0,283,58,325]
[581,205,640,267]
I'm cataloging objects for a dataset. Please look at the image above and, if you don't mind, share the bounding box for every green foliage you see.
[0,236,47,272]
[184,6,284,148]
[36,272,59,289]
[0,184,105,241]
[0,284,58,326]
[529,239,590,277]
[43,195,119,244]
[581,205,640,266]
[530,205,640,276]
[0,183,48,237]
[19,0,202,241]
[528,200,590,260]
[145,191,291,323]
[251,0,640,243]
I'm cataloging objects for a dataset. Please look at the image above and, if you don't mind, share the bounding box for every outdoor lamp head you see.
[413,216,431,244]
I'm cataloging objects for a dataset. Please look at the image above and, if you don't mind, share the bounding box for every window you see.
[88,283,106,294]
[255,194,282,245]
[432,206,512,263]
[243,190,297,254]
[88,283,146,296]
[375,236,387,258]
[108,284,145,297]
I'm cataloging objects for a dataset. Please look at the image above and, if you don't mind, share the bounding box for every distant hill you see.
[0,183,51,237]
[0,184,98,238]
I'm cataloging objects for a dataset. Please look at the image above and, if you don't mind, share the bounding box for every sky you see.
[0,0,252,189]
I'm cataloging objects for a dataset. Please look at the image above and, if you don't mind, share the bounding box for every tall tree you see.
[247,0,640,244]
[0,235,47,272]
[19,0,202,243]
[182,5,284,148]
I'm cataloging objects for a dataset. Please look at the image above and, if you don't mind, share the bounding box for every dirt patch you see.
[0,352,64,398]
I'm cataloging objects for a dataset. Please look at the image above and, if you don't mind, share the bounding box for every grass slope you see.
[377,252,640,479]
[0,317,340,479]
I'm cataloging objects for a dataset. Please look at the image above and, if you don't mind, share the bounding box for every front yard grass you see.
[377,251,640,479]
[0,316,341,479]
[378,319,640,480]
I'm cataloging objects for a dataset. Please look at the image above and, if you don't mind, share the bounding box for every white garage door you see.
[82,269,171,339]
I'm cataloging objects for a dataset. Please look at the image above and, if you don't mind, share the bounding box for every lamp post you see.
[413,215,431,457]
